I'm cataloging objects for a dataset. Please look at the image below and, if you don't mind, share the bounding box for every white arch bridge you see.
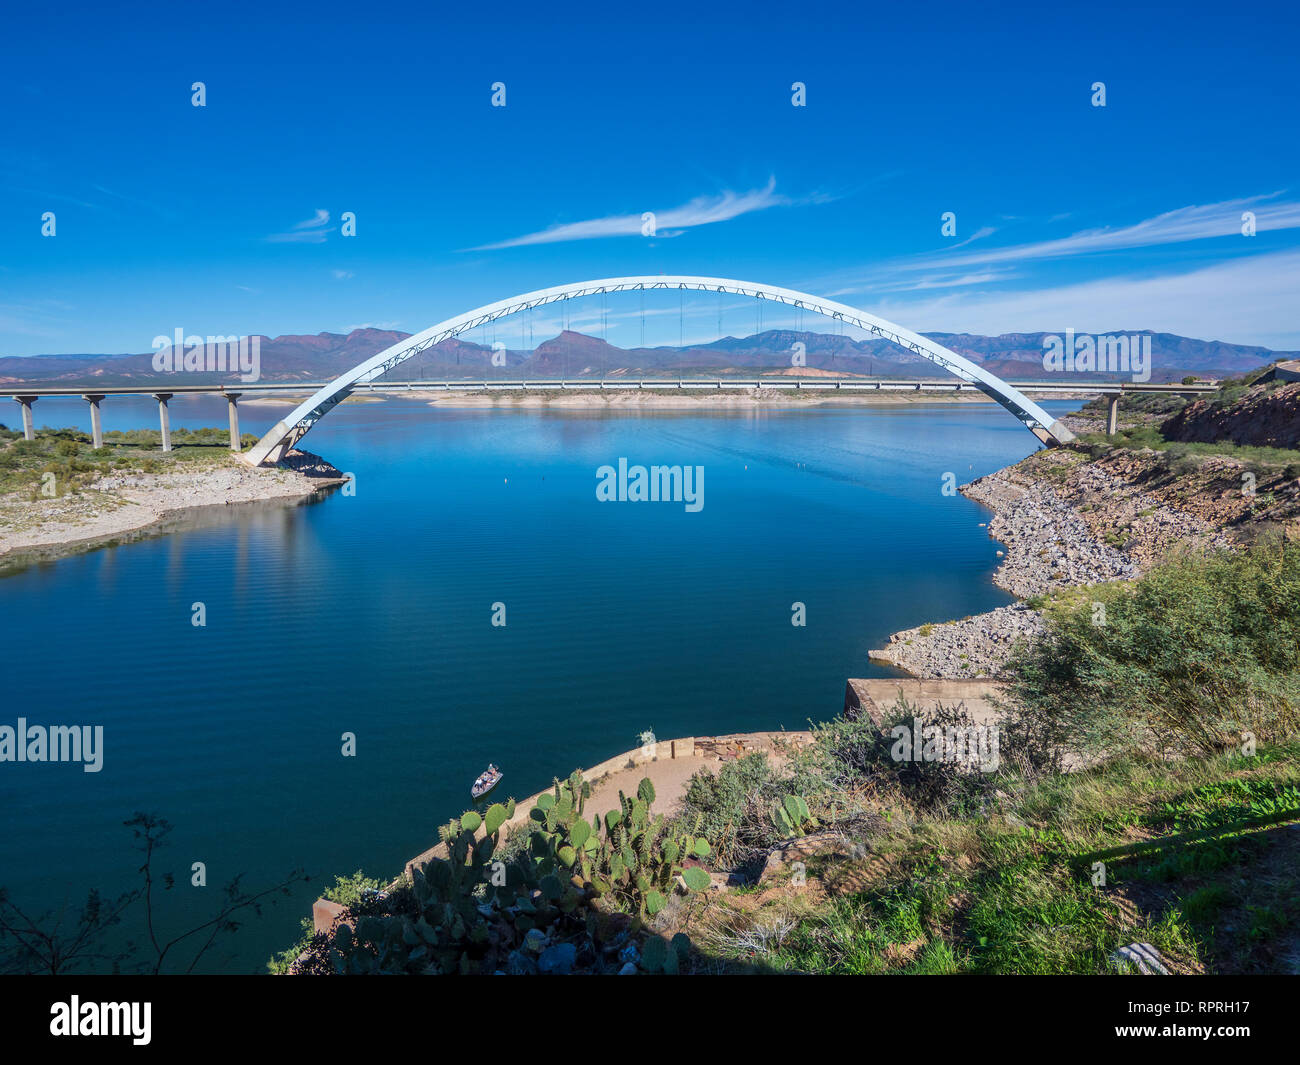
[243,276,1076,466]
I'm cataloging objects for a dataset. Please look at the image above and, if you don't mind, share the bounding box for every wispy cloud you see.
[824,264,1021,299]
[331,269,354,280]
[910,194,1300,271]
[870,269,1020,294]
[468,178,810,250]
[947,225,998,250]
[266,209,332,244]
[872,250,1300,349]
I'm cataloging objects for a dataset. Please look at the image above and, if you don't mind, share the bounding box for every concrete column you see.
[154,393,173,452]
[83,394,106,449]
[1106,394,1120,436]
[226,393,242,451]
[14,396,37,441]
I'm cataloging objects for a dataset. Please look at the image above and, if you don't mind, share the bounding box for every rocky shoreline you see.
[869,445,1247,679]
[0,449,347,569]
[868,603,1047,680]
[959,458,1141,599]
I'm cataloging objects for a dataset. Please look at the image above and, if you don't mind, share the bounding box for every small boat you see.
[471,764,502,800]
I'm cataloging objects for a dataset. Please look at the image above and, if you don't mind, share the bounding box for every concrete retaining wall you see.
[844,678,1007,727]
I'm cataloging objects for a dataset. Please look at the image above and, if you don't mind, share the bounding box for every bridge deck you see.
[0,378,1218,398]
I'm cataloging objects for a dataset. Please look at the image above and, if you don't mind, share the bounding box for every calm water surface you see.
[0,395,1075,971]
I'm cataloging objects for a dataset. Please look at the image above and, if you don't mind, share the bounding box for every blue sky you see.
[3,0,1298,355]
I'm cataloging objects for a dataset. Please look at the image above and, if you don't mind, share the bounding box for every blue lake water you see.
[0,395,1075,972]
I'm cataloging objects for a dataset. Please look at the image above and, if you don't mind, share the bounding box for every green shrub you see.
[1002,536,1300,765]
[677,753,775,868]
[320,870,384,907]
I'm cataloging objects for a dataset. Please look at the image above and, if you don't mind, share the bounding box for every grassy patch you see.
[697,743,1300,974]
[1078,425,1300,471]
[0,425,253,498]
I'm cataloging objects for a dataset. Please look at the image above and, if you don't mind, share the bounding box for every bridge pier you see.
[1106,394,1120,436]
[14,395,37,441]
[226,393,242,451]
[82,394,106,449]
[153,393,173,452]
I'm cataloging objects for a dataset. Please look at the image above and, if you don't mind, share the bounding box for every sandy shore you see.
[0,449,348,570]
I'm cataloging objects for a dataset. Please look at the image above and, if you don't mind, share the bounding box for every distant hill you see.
[2,327,1293,387]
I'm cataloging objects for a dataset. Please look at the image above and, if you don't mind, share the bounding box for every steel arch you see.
[244,276,1074,465]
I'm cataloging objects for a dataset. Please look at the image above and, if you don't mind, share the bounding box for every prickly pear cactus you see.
[321,771,711,974]
[773,793,817,837]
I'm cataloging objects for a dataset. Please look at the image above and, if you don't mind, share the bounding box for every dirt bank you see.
[0,449,347,570]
